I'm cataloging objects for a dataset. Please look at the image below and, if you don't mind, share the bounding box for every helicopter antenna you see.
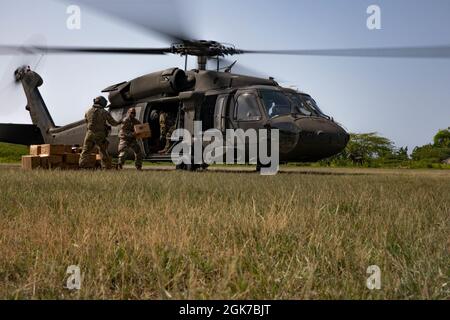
[224,60,237,73]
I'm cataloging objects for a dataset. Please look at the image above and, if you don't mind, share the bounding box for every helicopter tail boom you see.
[14,66,55,143]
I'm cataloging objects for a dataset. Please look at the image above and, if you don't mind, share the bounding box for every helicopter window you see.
[285,93,314,116]
[214,95,227,131]
[260,90,292,118]
[285,93,326,117]
[235,93,262,121]
[302,96,326,116]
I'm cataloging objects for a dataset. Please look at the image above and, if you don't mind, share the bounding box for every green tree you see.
[346,132,395,164]
[433,127,450,148]
[411,127,450,163]
[411,144,450,162]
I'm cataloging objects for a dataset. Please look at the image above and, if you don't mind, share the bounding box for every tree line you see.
[319,127,450,169]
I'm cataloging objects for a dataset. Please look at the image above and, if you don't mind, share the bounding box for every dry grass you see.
[0,167,448,299]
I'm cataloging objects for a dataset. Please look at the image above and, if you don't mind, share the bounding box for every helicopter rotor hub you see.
[171,40,242,57]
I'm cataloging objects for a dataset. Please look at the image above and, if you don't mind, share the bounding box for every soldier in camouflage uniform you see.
[79,96,121,169]
[118,107,144,170]
[158,111,176,154]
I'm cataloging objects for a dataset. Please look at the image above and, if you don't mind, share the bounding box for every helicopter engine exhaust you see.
[103,67,193,106]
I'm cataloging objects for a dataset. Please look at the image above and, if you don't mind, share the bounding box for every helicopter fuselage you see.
[12,67,349,164]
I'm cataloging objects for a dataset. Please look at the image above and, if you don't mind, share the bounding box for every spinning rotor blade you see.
[0,45,172,55]
[208,58,276,79]
[239,45,450,59]
[69,0,197,43]
[0,36,47,115]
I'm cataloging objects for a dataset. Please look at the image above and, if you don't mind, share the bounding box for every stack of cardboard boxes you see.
[22,144,99,170]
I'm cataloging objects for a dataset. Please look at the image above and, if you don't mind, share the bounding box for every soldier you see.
[118,107,144,170]
[79,96,121,169]
[158,111,176,154]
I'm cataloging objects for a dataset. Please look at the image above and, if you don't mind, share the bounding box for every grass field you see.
[0,142,28,163]
[0,167,448,299]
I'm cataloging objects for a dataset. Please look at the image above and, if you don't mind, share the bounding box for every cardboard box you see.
[21,155,41,170]
[64,145,73,153]
[134,123,151,139]
[40,144,65,156]
[29,145,41,156]
[40,155,63,169]
[64,153,80,165]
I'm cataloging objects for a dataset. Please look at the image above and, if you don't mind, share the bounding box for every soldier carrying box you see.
[118,107,144,171]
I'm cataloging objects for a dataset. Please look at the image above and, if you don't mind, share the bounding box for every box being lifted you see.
[134,123,151,139]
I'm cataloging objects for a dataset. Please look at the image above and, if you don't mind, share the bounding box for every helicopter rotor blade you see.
[208,57,276,79]
[68,0,197,43]
[0,45,172,55]
[0,36,48,115]
[239,45,450,58]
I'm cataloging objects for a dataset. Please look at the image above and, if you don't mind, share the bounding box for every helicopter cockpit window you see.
[301,96,326,117]
[235,93,262,121]
[286,93,327,117]
[286,93,314,116]
[260,90,292,118]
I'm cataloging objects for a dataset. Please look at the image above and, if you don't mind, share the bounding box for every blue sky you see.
[1,0,449,151]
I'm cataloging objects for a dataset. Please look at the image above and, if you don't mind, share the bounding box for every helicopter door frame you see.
[213,94,230,134]
[231,90,267,130]
[230,89,268,163]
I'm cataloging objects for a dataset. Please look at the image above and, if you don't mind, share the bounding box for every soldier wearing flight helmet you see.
[79,96,121,169]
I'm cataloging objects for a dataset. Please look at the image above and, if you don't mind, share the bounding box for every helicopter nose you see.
[290,117,349,161]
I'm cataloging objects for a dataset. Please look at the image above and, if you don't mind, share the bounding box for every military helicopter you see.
[1,1,449,170]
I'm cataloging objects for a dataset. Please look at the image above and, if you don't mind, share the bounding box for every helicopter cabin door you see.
[229,90,267,162]
[231,90,266,130]
[213,94,229,134]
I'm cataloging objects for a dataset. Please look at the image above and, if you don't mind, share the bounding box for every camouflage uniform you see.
[159,111,176,154]
[118,115,143,169]
[79,101,121,169]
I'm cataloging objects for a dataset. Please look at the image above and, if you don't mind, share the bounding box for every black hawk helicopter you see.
[1,1,449,169]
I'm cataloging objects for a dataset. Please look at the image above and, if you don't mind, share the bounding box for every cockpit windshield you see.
[285,93,326,117]
[260,89,327,118]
